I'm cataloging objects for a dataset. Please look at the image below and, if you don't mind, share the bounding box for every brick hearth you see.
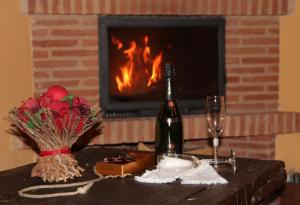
[19,0,299,159]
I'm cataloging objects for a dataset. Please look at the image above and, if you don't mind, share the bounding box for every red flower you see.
[47,101,69,114]
[46,85,69,101]
[39,93,53,108]
[17,98,40,123]
[20,98,40,113]
[73,97,90,116]
[14,85,93,136]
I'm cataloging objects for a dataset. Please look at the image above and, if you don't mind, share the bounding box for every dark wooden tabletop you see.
[0,146,286,205]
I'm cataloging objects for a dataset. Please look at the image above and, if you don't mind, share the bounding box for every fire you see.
[147,52,162,87]
[112,35,163,93]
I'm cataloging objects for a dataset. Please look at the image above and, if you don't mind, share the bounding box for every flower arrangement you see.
[8,85,102,182]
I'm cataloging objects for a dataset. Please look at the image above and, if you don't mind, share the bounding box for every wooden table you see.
[0,146,286,205]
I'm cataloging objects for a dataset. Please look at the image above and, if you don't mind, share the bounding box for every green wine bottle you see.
[155,63,183,158]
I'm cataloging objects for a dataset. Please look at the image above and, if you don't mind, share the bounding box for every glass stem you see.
[213,137,219,168]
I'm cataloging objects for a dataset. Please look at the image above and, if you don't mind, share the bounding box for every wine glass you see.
[206,95,225,168]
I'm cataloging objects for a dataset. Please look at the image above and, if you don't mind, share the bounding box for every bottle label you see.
[163,117,180,125]
[168,101,174,108]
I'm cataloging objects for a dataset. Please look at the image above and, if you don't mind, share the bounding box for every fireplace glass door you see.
[99,16,225,118]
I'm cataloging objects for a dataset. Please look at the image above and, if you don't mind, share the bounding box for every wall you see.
[277,1,300,171]
[0,0,35,171]
[18,0,298,161]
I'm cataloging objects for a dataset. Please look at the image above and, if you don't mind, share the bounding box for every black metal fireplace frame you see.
[98,15,226,118]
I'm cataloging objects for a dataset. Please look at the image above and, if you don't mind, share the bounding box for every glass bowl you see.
[157,154,200,172]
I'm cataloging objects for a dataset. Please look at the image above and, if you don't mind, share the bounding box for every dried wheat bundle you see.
[8,85,102,182]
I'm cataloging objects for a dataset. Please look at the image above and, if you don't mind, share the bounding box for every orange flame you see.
[112,35,163,93]
[147,52,163,87]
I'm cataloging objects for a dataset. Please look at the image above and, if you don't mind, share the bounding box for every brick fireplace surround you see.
[20,0,299,159]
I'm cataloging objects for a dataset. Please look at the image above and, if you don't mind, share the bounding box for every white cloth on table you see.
[135,157,228,185]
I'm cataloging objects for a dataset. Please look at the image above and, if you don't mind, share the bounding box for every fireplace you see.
[19,0,300,160]
[99,16,226,118]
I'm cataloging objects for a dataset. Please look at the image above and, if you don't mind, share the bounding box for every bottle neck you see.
[165,77,175,101]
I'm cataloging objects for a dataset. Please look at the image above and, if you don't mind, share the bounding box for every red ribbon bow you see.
[40,147,71,157]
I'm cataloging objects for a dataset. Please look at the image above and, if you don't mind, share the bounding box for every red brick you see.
[76,0,83,13]
[86,0,95,13]
[229,115,236,135]
[247,152,273,160]
[226,95,239,102]
[81,18,97,26]
[226,47,265,55]
[277,113,284,133]
[35,80,80,89]
[268,47,279,54]
[268,28,279,35]
[231,0,238,14]
[226,18,240,26]
[210,0,218,14]
[268,114,275,133]
[34,19,79,26]
[28,0,37,13]
[119,0,129,14]
[258,114,265,134]
[251,0,258,15]
[296,114,300,132]
[241,0,248,15]
[53,70,98,78]
[226,28,266,35]
[267,85,278,91]
[227,85,264,92]
[34,60,78,68]
[63,0,71,14]
[249,135,275,142]
[82,59,99,67]
[282,0,288,14]
[226,57,240,64]
[227,141,274,150]
[32,29,48,37]
[241,19,278,26]
[267,66,279,73]
[242,57,278,64]
[221,0,228,14]
[272,0,278,14]
[129,0,139,14]
[41,0,49,13]
[70,89,99,97]
[287,113,293,132]
[243,94,278,101]
[84,79,99,86]
[33,50,48,58]
[190,0,198,14]
[227,76,240,83]
[32,40,78,47]
[240,115,246,136]
[249,115,256,135]
[267,103,278,110]
[200,0,209,14]
[52,49,98,57]
[242,75,278,83]
[227,67,265,74]
[52,0,59,13]
[227,103,265,110]
[262,0,269,14]
[82,39,98,47]
[226,38,240,45]
[33,71,50,78]
[242,37,279,45]
[51,29,97,36]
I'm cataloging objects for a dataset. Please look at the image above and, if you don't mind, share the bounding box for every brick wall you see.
[19,0,299,159]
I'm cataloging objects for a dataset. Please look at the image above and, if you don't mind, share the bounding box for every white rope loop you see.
[18,167,131,199]
[18,176,104,199]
